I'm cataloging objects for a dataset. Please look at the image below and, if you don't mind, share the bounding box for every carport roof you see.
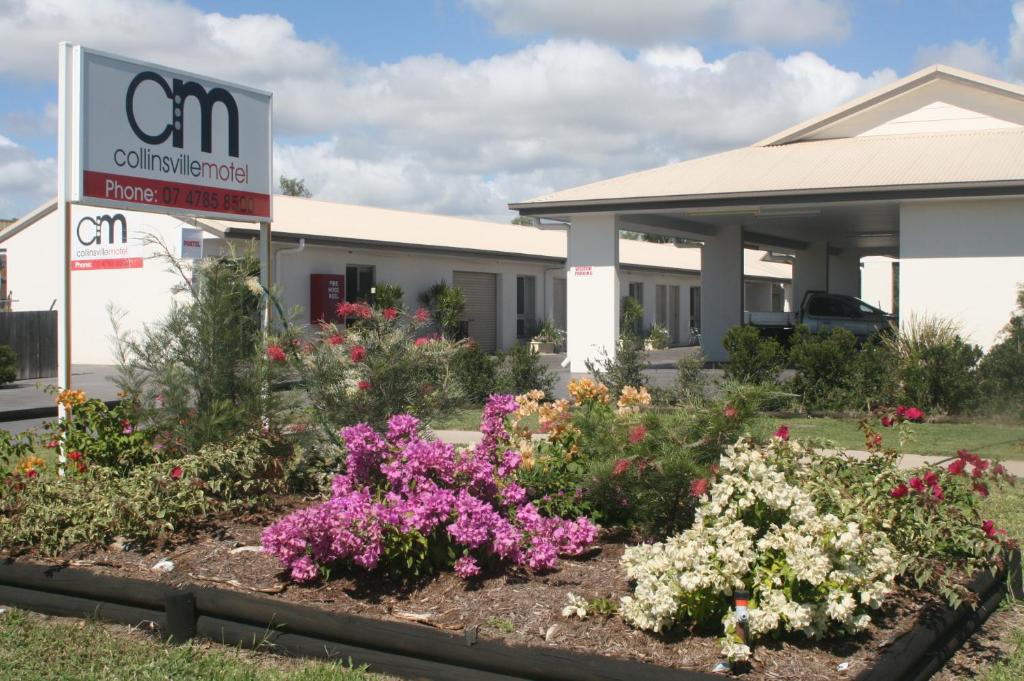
[511,64,1024,215]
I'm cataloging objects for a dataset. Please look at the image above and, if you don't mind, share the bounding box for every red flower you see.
[973,482,990,497]
[923,470,938,486]
[957,449,981,465]
[881,416,894,428]
[336,301,373,319]
[67,450,83,461]
[382,307,399,321]
[350,345,366,362]
[973,458,990,473]
[266,344,286,362]
[983,520,997,538]
[908,476,925,493]
[414,308,430,323]
[947,459,966,475]
[994,463,1008,477]
[611,458,631,476]
[904,407,924,422]
[26,469,38,479]
[690,478,709,497]
[895,405,907,417]
[76,462,87,474]
[327,334,345,345]
[45,439,59,449]
[357,380,371,391]
[873,433,883,447]
[723,405,738,419]
[889,483,909,498]
[170,466,183,480]
[774,425,790,441]
[628,425,647,444]
[931,484,944,501]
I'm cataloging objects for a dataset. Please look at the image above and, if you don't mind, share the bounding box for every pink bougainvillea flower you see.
[611,458,631,476]
[983,520,997,538]
[889,483,909,498]
[266,345,287,362]
[357,380,371,391]
[350,345,367,362]
[723,405,738,419]
[908,476,925,493]
[453,556,481,579]
[414,308,430,323]
[382,307,399,321]
[904,407,925,422]
[881,416,894,428]
[628,425,647,444]
[690,478,709,498]
[973,482,990,497]
[774,425,790,441]
[923,470,938,486]
[67,450,82,461]
[973,458,990,473]
[931,484,944,501]
[170,466,183,480]
[895,405,907,417]
[947,459,967,475]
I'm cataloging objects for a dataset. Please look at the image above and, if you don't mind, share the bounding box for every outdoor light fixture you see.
[684,206,760,217]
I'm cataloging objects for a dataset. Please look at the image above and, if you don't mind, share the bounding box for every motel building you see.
[0,195,790,366]
[512,64,1024,369]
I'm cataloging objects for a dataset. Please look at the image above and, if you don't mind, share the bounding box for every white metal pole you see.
[259,221,272,329]
[56,42,75,475]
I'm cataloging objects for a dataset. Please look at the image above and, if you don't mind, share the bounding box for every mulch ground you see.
[2,505,1005,680]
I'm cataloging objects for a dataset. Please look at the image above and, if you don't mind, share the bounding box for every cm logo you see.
[125,71,239,158]
[77,214,128,246]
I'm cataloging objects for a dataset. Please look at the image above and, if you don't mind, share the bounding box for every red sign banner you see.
[71,257,143,271]
[83,171,271,219]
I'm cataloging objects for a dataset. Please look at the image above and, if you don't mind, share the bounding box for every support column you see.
[566,213,618,373]
[792,241,829,309]
[700,225,744,363]
[829,253,861,297]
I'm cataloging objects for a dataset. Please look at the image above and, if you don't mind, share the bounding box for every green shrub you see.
[620,296,643,338]
[585,336,648,398]
[656,351,706,405]
[721,325,785,384]
[494,343,556,398]
[978,285,1024,416]
[0,345,15,385]
[373,282,404,310]
[849,336,901,412]
[0,428,291,555]
[452,342,498,403]
[112,242,292,453]
[646,324,670,349]
[418,281,465,339]
[788,326,859,412]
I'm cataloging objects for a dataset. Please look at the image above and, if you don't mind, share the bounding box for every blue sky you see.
[2,0,1024,219]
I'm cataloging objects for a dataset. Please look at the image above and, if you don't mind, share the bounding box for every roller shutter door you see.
[453,271,498,353]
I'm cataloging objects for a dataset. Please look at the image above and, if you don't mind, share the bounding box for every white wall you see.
[793,241,829,306]
[861,256,895,312]
[2,206,204,365]
[900,197,1024,349]
[700,225,744,362]
[829,253,861,297]
[566,213,619,372]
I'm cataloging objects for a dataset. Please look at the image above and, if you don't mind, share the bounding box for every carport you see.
[511,64,1024,368]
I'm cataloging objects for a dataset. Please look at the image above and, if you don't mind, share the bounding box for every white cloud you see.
[465,0,850,46]
[0,134,54,217]
[1010,1,1024,79]
[0,0,892,219]
[914,39,1002,77]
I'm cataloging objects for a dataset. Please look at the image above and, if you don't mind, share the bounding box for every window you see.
[628,281,643,304]
[345,265,375,303]
[689,286,701,332]
[516,275,537,338]
[655,285,668,327]
[771,284,785,312]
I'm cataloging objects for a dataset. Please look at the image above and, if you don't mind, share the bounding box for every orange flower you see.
[56,388,87,408]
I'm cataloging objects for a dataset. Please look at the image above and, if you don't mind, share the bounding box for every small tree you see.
[279,176,312,198]
[721,325,785,385]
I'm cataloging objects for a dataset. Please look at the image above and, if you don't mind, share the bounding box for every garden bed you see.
[3,515,1013,681]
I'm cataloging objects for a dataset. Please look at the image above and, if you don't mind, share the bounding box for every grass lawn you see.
[753,416,1024,460]
[0,608,381,681]
[975,484,1024,680]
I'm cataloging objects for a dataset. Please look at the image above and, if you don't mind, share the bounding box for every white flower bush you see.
[619,438,899,662]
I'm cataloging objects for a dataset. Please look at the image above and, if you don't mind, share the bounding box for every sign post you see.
[55,42,273,439]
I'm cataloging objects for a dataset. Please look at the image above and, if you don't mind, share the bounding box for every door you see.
[453,271,498,353]
[553,278,567,332]
[669,285,680,344]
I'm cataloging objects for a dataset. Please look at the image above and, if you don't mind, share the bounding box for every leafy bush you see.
[656,351,706,405]
[494,343,556,398]
[619,438,900,663]
[418,281,465,339]
[0,344,16,385]
[978,285,1024,416]
[531,319,564,346]
[113,243,290,453]
[722,325,784,385]
[848,337,900,412]
[261,399,598,583]
[620,296,643,338]
[0,427,291,554]
[646,324,670,349]
[883,314,982,414]
[788,326,859,412]
[372,282,404,310]
[290,302,464,434]
[585,336,648,397]
[451,342,498,404]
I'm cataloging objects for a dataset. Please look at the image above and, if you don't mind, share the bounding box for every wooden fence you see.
[0,310,58,379]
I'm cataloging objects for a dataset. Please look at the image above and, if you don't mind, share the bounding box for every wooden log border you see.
[0,551,1019,681]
